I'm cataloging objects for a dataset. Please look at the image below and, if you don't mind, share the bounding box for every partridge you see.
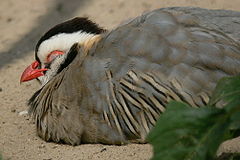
[20,8,240,145]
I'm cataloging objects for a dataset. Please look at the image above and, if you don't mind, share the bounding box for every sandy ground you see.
[0,0,240,160]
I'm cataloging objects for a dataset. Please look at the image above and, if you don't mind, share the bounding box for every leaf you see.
[209,76,240,107]
[147,101,231,160]
[209,76,240,131]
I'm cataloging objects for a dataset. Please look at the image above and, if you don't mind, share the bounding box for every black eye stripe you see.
[56,43,79,74]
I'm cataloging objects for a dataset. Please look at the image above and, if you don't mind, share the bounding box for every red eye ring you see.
[47,50,64,62]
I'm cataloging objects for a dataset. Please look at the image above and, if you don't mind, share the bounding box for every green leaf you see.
[209,75,240,131]
[209,76,240,107]
[147,101,230,160]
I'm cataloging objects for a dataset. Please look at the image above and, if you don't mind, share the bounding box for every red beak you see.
[20,61,48,83]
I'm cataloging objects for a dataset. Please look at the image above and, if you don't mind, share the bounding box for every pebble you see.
[39,144,45,149]
[100,148,107,152]
[52,145,58,149]
[19,110,28,116]
[7,18,12,22]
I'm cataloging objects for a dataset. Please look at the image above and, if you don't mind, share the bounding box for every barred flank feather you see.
[103,70,186,140]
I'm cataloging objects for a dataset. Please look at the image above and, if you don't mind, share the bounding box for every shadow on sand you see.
[0,0,90,68]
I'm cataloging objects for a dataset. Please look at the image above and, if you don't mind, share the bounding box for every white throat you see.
[38,53,68,86]
[37,31,96,63]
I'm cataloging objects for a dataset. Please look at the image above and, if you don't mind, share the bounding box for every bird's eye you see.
[46,50,64,63]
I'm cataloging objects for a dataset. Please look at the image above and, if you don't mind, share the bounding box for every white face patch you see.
[37,31,96,64]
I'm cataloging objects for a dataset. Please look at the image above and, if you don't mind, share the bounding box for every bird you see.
[20,8,240,145]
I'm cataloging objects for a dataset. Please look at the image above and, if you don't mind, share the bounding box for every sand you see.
[0,0,240,159]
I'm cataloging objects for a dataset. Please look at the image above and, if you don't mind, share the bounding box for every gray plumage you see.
[28,8,240,145]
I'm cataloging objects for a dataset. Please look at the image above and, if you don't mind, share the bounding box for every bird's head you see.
[20,17,104,85]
